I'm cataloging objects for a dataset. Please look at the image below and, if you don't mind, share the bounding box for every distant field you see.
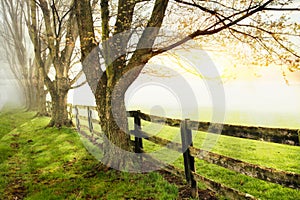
[127,105,300,129]
[75,102,300,129]
[139,118,300,200]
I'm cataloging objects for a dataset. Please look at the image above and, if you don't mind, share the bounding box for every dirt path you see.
[158,170,218,200]
[4,133,28,200]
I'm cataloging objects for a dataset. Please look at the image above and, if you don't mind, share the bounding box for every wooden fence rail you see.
[47,103,300,146]
[129,111,300,198]
[128,111,300,146]
[46,102,300,199]
[133,128,300,189]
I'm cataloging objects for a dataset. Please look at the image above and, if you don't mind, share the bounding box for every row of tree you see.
[1,0,299,169]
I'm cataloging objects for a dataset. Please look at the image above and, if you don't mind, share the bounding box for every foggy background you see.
[0,57,23,110]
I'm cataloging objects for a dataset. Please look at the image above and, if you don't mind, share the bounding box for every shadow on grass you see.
[0,114,178,200]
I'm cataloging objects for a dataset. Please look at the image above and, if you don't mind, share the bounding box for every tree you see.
[0,0,38,110]
[74,0,299,170]
[24,0,53,116]
[26,0,85,127]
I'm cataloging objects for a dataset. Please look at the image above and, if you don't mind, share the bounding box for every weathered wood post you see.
[75,106,80,131]
[68,104,73,121]
[134,110,143,153]
[46,101,52,115]
[87,106,94,138]
[181,119,191,182]
[46,101,49,113]
[181,119,198,198]
[186,120,198,198]
[298,130,300,146]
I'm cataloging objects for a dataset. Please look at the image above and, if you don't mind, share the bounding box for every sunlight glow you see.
[68,48,300,129]
[125,51,300,128]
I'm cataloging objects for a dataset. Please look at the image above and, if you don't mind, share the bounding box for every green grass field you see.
[1,109,299,199]
[139,119,300,200]
[0,111,178,200]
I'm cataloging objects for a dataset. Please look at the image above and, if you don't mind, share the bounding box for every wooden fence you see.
[46,102,300,199]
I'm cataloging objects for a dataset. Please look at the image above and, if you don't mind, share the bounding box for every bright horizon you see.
[70,49,300,129]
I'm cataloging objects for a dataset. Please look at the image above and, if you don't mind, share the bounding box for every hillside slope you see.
[0,111,178,200]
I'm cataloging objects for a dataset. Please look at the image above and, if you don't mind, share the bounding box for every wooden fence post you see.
[181,119,191,182]
[134,110,143,153]
[87,107,94,137]
[298,130,300,145]
[46,102,49,113]
[75,106,80,131]
[46,101,52,115]
[181,119,198,198]
[68,104,73,121]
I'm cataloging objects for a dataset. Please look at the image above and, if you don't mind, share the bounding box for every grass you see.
[0,109,36,139]
[6,109,298,199]
[0,111,178,200]
[139,119,300,200]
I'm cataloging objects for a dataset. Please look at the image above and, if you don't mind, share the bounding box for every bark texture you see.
[75,0,170,170]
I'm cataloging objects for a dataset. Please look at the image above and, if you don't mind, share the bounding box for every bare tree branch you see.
[263,7,300,11]
[70,80,87,89]
[153,0,274,55]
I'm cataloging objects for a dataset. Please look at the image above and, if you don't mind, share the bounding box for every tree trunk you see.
[24,86,31,110]
[36,68,48,116]
[38,91,47,116]
[105,89,131,149]
[36,86,47,116]
[48,89,71,128]
[47,75,72,127]
[24,80,38,111]
[75,0,169,171]
[100,87,137,170]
